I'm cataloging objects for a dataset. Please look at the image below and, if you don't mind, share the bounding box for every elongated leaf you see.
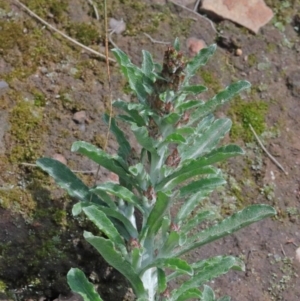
[176,100,204,112]
[91,182,144,213]
[145,191,170,237]
[184,44,216,83]
[180,118,232,161]
[113,100,146,126]
[174,38,180,51]
[67,268,103,301]
[181,210,215,233]
[130,123,156,153]
[202,285,215,301]
[180,177,226,197]
[104,114,131,160]
[142,50,155,78]
[83,205,127,255]
[141,258,193,276]
[176,205,276,256]
[176,288,202,301]
[36,158,105,206]
[84,231,146,298]
[159,231,180,257]
[171,256,243,300]
[73,202,138,238]
[157,268,167,294]
[190,81,251,123]
[176,191,214,223]
[112,48,150,103]
[71,141,132,183]
[157,166,218,192]
[165,133,186,143]
[181,85,207,95]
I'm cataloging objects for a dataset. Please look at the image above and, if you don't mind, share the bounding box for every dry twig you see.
[13,0,115,63]
[168,0,217,34]
[86,0,99,20]
[249,124,288,175]
[143,33,171,45]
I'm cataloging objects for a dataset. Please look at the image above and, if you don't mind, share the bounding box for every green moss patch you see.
[228,97,268,142]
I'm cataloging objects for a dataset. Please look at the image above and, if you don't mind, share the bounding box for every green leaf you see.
[181,85,207,95]
[180,177,226,197]
[174,37,180,51]
[171,256,243,300]
[159,231,180,257]
[130,123,156,153]
[157,268,167,293]
[73,202,138,238]
[83,205,127,256]
[36,158,105,206]
[113,100,146,126]
[67,268,103,301]
[145,191,170,237]
[157,166,219,192]
[141,258,193,276]
[71,141,132,183]
[180,118,232,161]
[181,210,215,233]
[91,182,144,213]
[176,100,204,112]
[104,114,131,161]
[112,48,151,103]
[84,231,146,298]
[176,288,202,301]
[165,133,186,143]
[190,81,251,123]
[142,50,155,78]
[176,205,276,256]
[184,45,216,83]
[176,191,214,223]
[201,285,215,301]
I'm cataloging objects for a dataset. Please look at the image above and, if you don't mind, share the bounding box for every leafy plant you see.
[37,40,276,301]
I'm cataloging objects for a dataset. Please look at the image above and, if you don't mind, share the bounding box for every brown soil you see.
[0,0,300,300]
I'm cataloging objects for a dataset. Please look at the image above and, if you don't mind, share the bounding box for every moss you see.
[93,133,106,148]
[247,54,258,67]
[25,0,68,23]
[66,22,101,46]
[0,188,36,217]
[199,69,222,93]
[228,97,269,142]
[0,280,7,293]
[8,95,45,163]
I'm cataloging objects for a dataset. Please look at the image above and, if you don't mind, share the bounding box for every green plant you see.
[36,40,276,301]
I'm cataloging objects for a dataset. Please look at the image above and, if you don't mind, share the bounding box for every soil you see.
[0,0,300,300]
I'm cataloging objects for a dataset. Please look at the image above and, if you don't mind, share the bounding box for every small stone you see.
[186,38,206,57]
[296,247,300,263]
[52,153,67,165]
[287,70,300,98]
[0,80,8,96]
[200,0,274,34]
[73,111,86,124]
[109,18,126,34]
[235,48,242,56]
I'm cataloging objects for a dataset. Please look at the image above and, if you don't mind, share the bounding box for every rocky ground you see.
[0,0,300,300]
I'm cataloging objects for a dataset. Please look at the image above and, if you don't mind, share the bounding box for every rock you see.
[235,48,242,56]
[0,80,8,96]
[200,0,274,34]
[52,153,67,165]
[109,18,126,34]
[296,247,300,263]
[186,37,207,57]
[287,70,300,98]
[73,110,87,124]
